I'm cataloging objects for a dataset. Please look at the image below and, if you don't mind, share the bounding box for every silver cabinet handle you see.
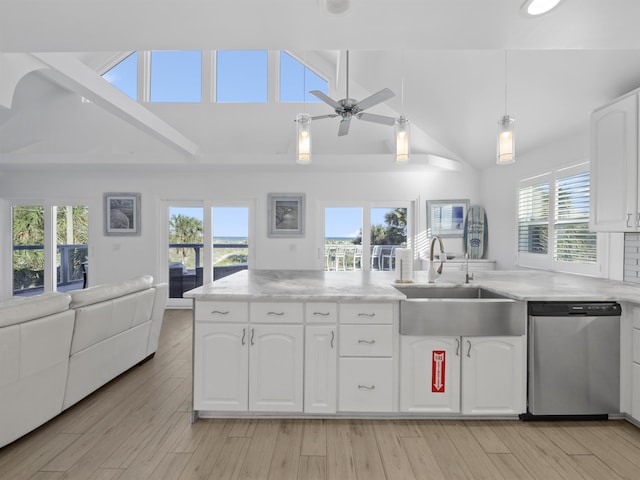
[636,213,640,228]
[241,328,246,346]
[267,311,284,316]
[330,330,335,349]
[211,310,229,315]
[313,311,330,317]
[358,384,375,390]
[455,338,460,356]
[357,312,376,317]
[466,340,472,358]
[250,328,255,346]
[358,339,376,344]
[628,213,633,228]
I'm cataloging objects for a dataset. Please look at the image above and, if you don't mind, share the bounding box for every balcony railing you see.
[13,244,88,296]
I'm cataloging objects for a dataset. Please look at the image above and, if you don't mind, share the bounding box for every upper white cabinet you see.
[590,92,639,231]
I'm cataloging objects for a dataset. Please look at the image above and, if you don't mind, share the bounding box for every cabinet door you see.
[249,324,304,412]
[305,325,337,413]
[193,323,248,411]
[632,363,640,421]
[461,336,525,415]
[590,93,639,231]
[400,336,461,413]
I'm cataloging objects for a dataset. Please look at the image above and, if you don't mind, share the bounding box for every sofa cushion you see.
[0,292,71,328]
[69,275,153,308]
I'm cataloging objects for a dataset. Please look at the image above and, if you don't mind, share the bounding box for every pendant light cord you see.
[504,50,508,116]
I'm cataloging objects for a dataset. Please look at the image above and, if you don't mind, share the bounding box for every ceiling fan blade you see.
[309,90,342,110]
[353,88,395,112]
[338,116,352,136]
[310,114,339,120]
[357,112,397,126]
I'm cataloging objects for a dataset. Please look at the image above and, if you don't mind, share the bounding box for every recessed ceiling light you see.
[521,0,562,16]
[324,0,351,15]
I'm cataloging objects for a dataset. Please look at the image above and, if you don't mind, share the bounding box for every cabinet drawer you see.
[339,325,393,357]
[339,358,393,412]
[250,302,303,323]
[306,302,338,323]
[634,328,640,363]
[195,301,248,323]
[339,303,393,324]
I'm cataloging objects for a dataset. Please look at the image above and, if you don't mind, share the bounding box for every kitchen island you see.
[185,269,640,423]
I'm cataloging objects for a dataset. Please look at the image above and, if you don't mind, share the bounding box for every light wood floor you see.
[2,309,640,480]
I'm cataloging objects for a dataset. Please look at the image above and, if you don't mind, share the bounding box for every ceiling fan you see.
[309,50,396,136]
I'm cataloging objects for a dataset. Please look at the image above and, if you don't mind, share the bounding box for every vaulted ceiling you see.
[2,0,640,172]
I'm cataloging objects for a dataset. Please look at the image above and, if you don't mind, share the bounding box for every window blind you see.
[554,171,597,264]
[518,182,549,254]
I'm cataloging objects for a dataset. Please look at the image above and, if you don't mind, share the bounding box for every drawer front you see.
[251,302,303,324]
[306,302,338,324]
[634,328,640,364]
[339,358,393,412]
[195,301,248,323]
[339,325,393,357]
[339,303,393,325]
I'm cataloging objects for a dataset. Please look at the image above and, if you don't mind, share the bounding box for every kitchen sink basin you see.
[394,285,509,299]
[394,285,526,336]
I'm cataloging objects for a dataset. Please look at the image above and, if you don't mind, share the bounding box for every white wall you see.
[479,129,624,279]
[0,163,481,295]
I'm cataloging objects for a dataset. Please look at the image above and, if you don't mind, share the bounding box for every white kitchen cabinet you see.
[590,92,639,231]
[400,335,525,415]
[631,307,640,421]
[248,324,304,412]
[305,325,337,413]
[400,336,461,413]
[193,322,248,411]
[461,336,525,415]
[339,357,393,412]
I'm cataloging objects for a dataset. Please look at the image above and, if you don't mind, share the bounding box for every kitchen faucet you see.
[427,236,446,283]
[465,253,474,284]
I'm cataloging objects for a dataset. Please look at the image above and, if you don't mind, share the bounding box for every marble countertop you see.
[184,268,640,303]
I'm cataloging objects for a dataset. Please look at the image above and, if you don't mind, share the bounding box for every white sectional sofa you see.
[0,275,167,448]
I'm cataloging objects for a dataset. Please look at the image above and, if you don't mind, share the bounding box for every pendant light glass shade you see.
[296,113,311,164]
[395,116,410,164]
[497,114,515,165]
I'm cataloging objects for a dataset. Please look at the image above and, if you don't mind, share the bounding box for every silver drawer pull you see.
[357,312,376,317]
[358,384,376,390]
[267,311,285,316]
[211,310,230,315]
[358,339,376,345]
[313,311,330,316]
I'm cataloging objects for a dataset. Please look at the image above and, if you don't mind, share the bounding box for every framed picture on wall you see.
[427,199,469,237]
[104,192,141,236]
[268,193,305,237]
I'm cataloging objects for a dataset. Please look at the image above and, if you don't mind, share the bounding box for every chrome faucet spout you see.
[427,236,446,283]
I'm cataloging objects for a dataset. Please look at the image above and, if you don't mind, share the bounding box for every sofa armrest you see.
[146,283,168,356]
[70,275,153,308]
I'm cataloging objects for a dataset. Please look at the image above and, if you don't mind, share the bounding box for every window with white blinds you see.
[517,163,598,275]
[554,171,597,264]
[518,181,549,254]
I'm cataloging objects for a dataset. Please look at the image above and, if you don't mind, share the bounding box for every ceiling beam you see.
[32,52,199,156]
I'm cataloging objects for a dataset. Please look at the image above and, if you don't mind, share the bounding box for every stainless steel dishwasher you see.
[524,301,621,420]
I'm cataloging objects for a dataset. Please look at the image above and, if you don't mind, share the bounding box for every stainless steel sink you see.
[394,285,526,336]
[394,285,508,299]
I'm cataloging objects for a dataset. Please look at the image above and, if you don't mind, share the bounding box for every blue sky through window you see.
[102,52,138,100]
[150,51,202,102]
[280,51,328,102]
[217,50,268,103]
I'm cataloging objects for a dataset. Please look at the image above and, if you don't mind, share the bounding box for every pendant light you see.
[296,113,311,164]
[395,56,410,164]
[497,51,515,165]
[395,116,410,164]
